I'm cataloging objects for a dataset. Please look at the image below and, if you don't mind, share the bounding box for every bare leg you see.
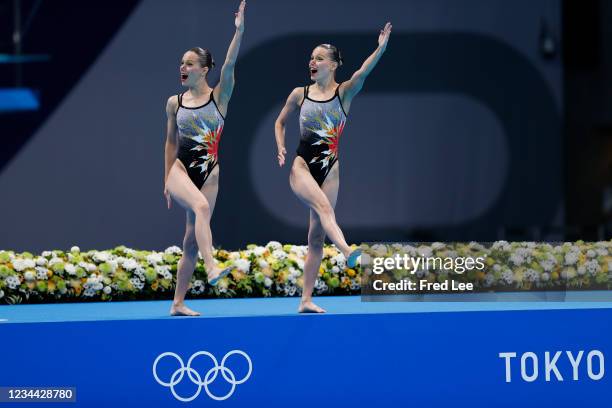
[290,158,352,257]
[166,161,221,316]
[292,160,345,313]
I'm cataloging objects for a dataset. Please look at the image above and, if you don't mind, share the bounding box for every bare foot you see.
[207,266,231,286]
[170,304,201,316]
[298,300,326,313]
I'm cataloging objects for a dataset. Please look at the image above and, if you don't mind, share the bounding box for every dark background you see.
[0,0,610,252]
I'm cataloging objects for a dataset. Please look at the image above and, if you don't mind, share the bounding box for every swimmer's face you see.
[309,47,337,81]
[180,51,208,87]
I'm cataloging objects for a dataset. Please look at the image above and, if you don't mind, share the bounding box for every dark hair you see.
[187,47,215,70]
[317,43,343,67]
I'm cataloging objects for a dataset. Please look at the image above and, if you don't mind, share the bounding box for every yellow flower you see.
[346,268,356,277]
[323,247,338,257]
[319,266,325,276]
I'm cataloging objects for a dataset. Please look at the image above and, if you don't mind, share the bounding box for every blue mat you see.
[1,295,611,407]
[2,293,612,323]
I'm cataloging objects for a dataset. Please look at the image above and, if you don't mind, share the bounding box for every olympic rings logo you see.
[152,350,253,402]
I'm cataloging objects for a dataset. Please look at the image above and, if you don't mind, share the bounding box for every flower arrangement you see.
[0,241,610,304]
[0,242,359,304]
[362,241,612,292]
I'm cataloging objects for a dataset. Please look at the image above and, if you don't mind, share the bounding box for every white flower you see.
[561,267,577,280]
[431,242,445,250]
[417,246,433,257]
[93,251,111,263]
[509,253,525,266]
[253,246,266,256]
[266,241,282,251]
[146,253,163,265]
[501,270,514,284]
[35,267,49,280]
[165,246,182,255]
[524,269,539,282]
[129,277,144,290]
[103,286,112,295]
[234,258,250,273]
[333,254,346,269]
[539,258,555,272]
[122,258,139,271]
[577,266,586,276]
[564,252,579,266]
[371,244,388,257]
[264,277,272,288]
[83,288,96,297]
[64,263,76,275]
[585,260,600,275]
[229,251,241,260]
[5,275,20,289]
[35,257,47,266]
[70,246,80,253]
[540,272,550,282]
[402,245,416,255]
[290,245,308,257]
[12,258,35,272]
[493,264,502,272]
[484,273,496,287]
[296,259,305,270]
[0,289,4,298]
[41,251,53,258]
[272,249,288,261]
[48,257,63,266]
[468,242,485,251]
[24,271,35,281]
[415,269,426,278]
[258,260,269,269]
[586,250,597,258]
[332,266,340,274]
[190,280,205,295]
[492,241,510,251]
[596,248,608,257]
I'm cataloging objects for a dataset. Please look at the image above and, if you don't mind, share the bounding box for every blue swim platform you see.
[1,295,611,407]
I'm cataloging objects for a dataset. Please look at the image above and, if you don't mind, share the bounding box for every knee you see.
[316,202,333,218]
[193,200,210,217]
[308,232,325,251]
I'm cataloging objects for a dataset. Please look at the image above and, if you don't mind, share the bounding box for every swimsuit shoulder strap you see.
[300,85,310,106]
[176,92,184,115]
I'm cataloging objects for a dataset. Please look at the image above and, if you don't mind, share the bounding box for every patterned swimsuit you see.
[175,91,224,189]
[296,83,347,186]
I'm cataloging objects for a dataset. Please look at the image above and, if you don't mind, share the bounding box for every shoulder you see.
[165,95,180,116]
[288,86,306,105]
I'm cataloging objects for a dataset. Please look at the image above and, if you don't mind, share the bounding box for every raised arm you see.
[274,87,303,166]
[340,22,392,111]
[214,0,246,116]
[163,96,179,208]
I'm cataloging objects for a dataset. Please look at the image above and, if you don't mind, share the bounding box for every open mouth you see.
[180,73,188,81]
[310,68,318,75]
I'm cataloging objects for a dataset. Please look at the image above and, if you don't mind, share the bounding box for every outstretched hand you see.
[378,22,392,50]
[277,147,287,167]
[235,0,246,32]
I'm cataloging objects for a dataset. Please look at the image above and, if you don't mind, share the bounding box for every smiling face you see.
[180,51,209,87]
[309,46,338,81]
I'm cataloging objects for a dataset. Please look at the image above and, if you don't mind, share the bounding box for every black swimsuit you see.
[296,83,347,186]
[175,91,225,189]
